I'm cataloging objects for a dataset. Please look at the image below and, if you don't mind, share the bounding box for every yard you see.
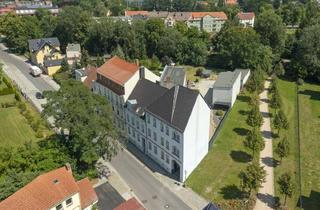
[298,82,320,210]
[269,78,300,209]
[186,91,253,207]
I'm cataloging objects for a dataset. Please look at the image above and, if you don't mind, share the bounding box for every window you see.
[137,134,140,142]
[154,145,157,155]
[166,155,169,164]
[166,141,169,150]
[160,123,164,132]
[126,113,129,121]
[147,115,150,124]
[161,137,164,146]
[153,118,156,128]
[128,127,131,134]
[173,146,180,158]
[161,151,164,160]
[131,117,135,126]
[136,121,139,129]
[56,204,63,210]
[153,132,157,141]
[133,130,136,138]
[66,198,73,206]
[149,142,152,150]
[165,126,169,136]
[142,125,145,133]
[148,128,151,137]
[172,131,180,143]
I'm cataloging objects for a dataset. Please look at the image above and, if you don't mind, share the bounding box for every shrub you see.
[31,120,41,132]
[0,88,14,96]
[35,130,44,138]
[2,77,12,89]
[195,68,203,76]
[297,78,304,86]
[216,110,224,116]
[14,92,21,101]
[194,78,199,83]
[18,102,27,112]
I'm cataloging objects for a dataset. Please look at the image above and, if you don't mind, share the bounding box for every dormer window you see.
[56,204,63,210]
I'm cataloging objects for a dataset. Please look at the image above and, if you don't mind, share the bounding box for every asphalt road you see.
[0,44,55,92]
[95,183,124,210]
[111,150,192,210]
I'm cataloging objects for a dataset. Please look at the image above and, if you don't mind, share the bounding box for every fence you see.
[296,84,303,209]
[208,107,231,148]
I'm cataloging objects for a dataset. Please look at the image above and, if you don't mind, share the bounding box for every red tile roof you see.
[125,10,149,17]
[97,56,139,86]
[77,178,98,208]
[83,66,97,89]
[225,0,238,5]
[191,12,227,20]
[113,198,146,210]
[236,12,255,20]
[0,166,98,210]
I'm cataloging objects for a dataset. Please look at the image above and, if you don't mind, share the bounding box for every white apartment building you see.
[66,43,81,66]
[125,79,211,182]
[92,56,159,129]
[236,12,255,28]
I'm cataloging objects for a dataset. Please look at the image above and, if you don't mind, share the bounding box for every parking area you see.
[95,183,125,210]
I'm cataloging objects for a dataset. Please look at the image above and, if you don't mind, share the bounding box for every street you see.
[111,150,192,210]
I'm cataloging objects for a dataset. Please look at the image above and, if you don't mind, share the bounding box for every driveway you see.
[95,183,125,210]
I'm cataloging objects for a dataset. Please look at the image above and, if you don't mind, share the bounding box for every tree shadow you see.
[257,193,276,208]
[220,184,244,199]
[299,89,320,101]
[297,190,320,210]
[262,130,273,139]
[261,98,270,103]
[230,150,252,163]
[233,127,249,136]
[261,111,270,118]
[238,95,250,103]
[261,157,279,167]
[238,110,249,115]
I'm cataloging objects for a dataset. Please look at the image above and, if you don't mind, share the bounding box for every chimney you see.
[65,163,72,172]
[139,66,145,79]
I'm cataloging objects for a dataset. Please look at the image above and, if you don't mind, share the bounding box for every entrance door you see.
[142,137,146,153]
[171,160,180,180]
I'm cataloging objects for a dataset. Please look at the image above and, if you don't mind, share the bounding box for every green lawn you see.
[0,94,15,103]
[269,78,300,209]
[186,92,252,206]
[298,82,320,210]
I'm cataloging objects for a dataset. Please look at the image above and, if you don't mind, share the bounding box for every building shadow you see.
[125,142,179,181]
[230,150,252,163]
[299,89,320,101]
[233,127,249,136]
[261,157,278,167]
[256,193,275,208]
[238,95,250,103]
[220,184,244,199]
[297,190,320,210]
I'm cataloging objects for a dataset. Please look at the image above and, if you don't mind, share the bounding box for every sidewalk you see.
[254,80,275,210]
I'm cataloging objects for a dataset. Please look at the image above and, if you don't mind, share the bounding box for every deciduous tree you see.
[275,136,290,163]
[277,173,294,205]
[239,162,266,196]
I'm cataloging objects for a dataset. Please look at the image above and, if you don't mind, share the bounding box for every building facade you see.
[236,12,255,28]
[66,43,81,66]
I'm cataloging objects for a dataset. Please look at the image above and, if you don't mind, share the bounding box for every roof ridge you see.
[170,86,179,123]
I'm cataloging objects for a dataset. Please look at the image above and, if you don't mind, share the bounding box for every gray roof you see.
[147,85,199,132]
[160,65,186,89]
[213,71,241,89]
[66,43,81,52]
[127,79,168,116]
[75,68,87,77]
[44,59,63,67]
[149,11,191,21]
[234,68,250,81]
[28,37,60,52]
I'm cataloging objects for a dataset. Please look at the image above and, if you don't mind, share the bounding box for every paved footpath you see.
[254,80,275,210]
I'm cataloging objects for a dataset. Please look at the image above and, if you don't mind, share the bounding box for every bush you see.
[297,78,304,86]
[195,68,203,76]
[14,92,21,101]
[1,102,15,108]
[18,102,27,112]
[194,78,199,83]
[0,88,14,96]
[216,110,224,116]
[2,77,12,89]
[31,120,41,132]
[35,130,44,138]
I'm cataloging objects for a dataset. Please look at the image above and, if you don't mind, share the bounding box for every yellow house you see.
[28,37,64,75]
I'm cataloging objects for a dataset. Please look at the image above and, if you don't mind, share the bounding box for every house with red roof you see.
[92,56,159,129]
[236,12,255,28]
[113,198,146,210]
[0,165,98,210]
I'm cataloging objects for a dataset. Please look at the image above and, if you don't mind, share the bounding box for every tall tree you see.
[275,136,290,163]
[244,127,265,157]
[277,173,294,205]
[255,9,286,59]
[247,105,263,127]
[42,80,119,174]
[273,110,288,135]
[239,162,266,196]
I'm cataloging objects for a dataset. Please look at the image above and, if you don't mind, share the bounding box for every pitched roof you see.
[83,66,97,89]
[149,11,192,21]
[0,166,79,210]
[125,10,149,17]
[66,43,81,52]
[236,12,255,20]
[225,0,238,5]
[113,198,146,210]
[160,65,186,89]
[234,68,250,81]
[127,79,168,115]
[213,71,241,89]
[147,86,199,132]
[44,59,63,67]
[28,37,60,52]
[191,12,227,20]
[97,56,139,86]
[77,178,98,208]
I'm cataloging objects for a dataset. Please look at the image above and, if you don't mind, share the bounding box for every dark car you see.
[35,92,44,99]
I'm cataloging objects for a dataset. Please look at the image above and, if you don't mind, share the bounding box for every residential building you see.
[75,66,97,90]
[160,65,186,89]
[225,0,238,5]
[211,71,242,107]
[187,12,228,32]
[66,43,81,66]
[236,12,255,27]
[0,164,98,210]
[28,37,64,75]
[125,79,211,182]
[0,2,15,15]
[124,11,228,32]
[92,56,159,129]
[113,197,146,210]
[15,0,59,16]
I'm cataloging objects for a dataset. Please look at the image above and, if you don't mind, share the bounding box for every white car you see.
[29,66,42,77]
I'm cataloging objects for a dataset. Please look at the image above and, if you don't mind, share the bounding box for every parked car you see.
[30,66,42,77]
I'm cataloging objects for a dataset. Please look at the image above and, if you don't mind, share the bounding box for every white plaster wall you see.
[242,70,251,85]
[124,71,140,101]
[231,73,241,106]
[49,193,81,210]
[182,95,210,182]
[144,67,160,83]
[212,88,232,106]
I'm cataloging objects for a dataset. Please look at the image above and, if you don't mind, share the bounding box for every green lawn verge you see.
[186,92,252,206]
[298,82,320,210]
